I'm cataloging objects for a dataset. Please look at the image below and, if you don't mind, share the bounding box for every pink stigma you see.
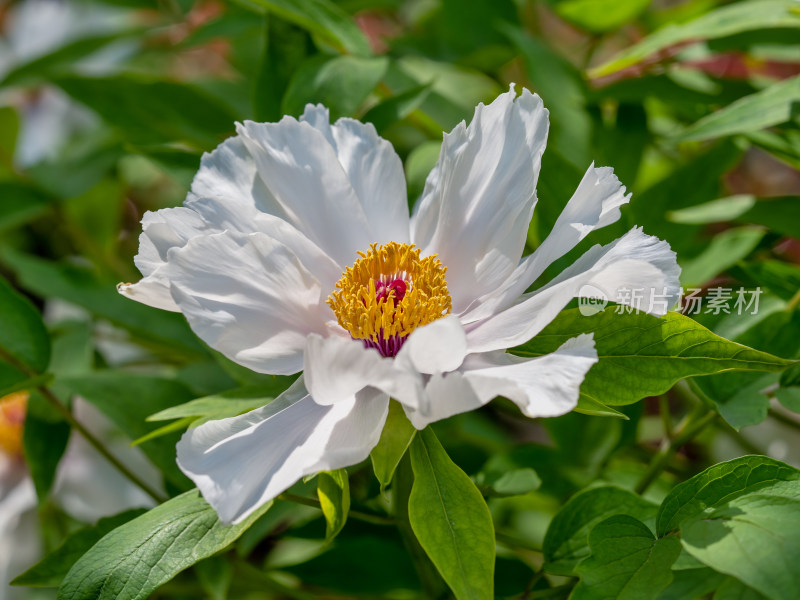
[375,278,407,304]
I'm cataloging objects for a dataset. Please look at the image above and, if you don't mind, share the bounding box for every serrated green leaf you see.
[0,275,50,373]
[676,75,800,142]
[572,515,681,600]
[12,509,147,588]
[239,0,370,56]
[409,428,494,600]
[318,469,350,541]
[590,0,800,78]
[682,480,800,600]
[370,400,416,491]
[515,308,794,406]
[282,55,388,119]
[657,455,800,536]
[544,486,659,575]
[57,491,272,600]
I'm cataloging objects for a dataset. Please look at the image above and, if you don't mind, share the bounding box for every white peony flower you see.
[120,86,680,524]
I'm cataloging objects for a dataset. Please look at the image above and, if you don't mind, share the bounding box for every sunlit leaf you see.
[58,491,272,600]
[409,428,494,600]
[515,308,793,406]
[590,0,800,78]
[572,515,681,600]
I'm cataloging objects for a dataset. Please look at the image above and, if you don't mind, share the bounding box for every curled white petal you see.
[176,379,389,524]
[465,227,681,353]
[411,85,549,313]
[462,163,631,322]
[402,334,598,429]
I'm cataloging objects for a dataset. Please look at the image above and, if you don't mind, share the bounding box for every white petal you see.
[176,379,389,524]
[304,334,422,408]
[461,164,631,323]
[395,315,467,375]
[120,207,212,311]
[410,86,549,312]
[162,231,329,375]
[463,334,597,418]
[402,334,598,429]
[236,118,375,267]
[465,228,681,353]
[301,105,410,245]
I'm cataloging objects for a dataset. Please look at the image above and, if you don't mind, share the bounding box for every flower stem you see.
[0,347,166,504]
[635,404,717,495]
[393,453,448,599]
[278,492,395,526]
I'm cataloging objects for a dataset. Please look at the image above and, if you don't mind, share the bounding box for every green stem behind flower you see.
[635,403,717,495]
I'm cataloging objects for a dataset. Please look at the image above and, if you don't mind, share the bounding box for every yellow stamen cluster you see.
[0,391,28,457]
[328,242,451,343]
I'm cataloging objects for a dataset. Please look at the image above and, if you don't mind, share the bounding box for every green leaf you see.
[503,25,590,167]
[370,400,416,491]
[362,84,432,132]
[776,387,800,412]
[11,509,147,587]
[696,310,800,429]
[574,395,629,419]
[473,468,541,498]
[738,196,800,239]
[61,373,197,489]
[550,0,651,32]
[515,308,793,406]
[282,55,388,119]
[572,515,681,600]
[657,455,800,536]
[657,568,727,600]
[676,75,800,142]
[409,428,494,600]
[681,480,800,600]
[0,183,55,232]
[0,249,204,356]
[195,555,232,600]
[680,227,765,287]
[53,75,237,148]
[713,578,769,600]
[0,275,51,373]
[317,469,350,541]
[590,0,800,78]
[57,491,272,600]
[239,0,371,56]
[544,486,659,575]
[147,385,289,422]
[667,195,756,225]
[23,392,71,500]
